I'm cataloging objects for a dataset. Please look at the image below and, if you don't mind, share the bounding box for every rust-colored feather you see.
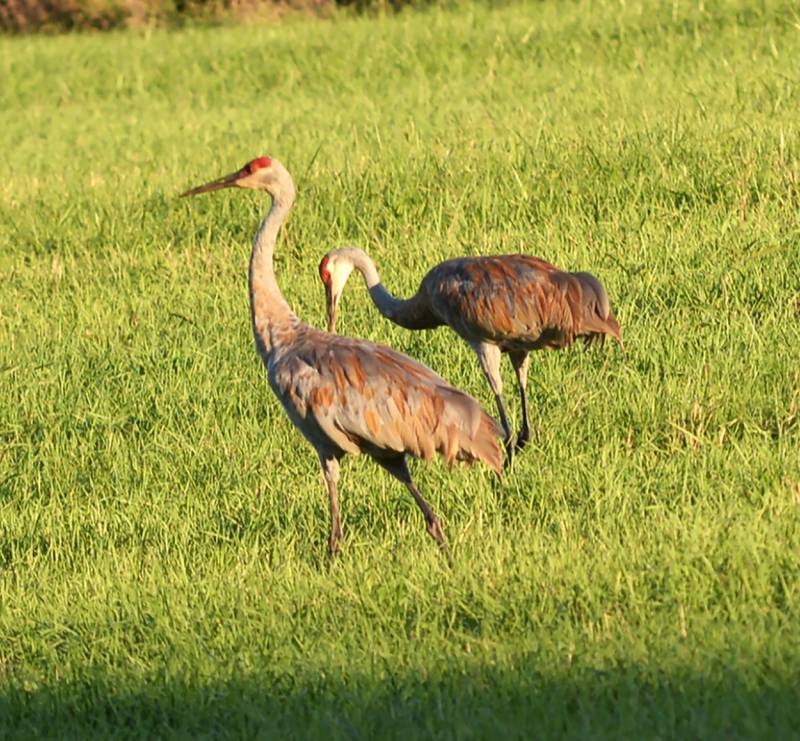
[570,271,623,348]
[269,328,503,474]
[321,245,622,466]
[422,255,620,351]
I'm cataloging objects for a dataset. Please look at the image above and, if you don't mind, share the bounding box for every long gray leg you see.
[319,452,343,556]
[472,342,513,465]
[380,456,452,565]
[509,352,532,451]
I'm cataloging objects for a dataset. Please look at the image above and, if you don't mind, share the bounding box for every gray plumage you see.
[320,248,622,463]
[182,157,503,560]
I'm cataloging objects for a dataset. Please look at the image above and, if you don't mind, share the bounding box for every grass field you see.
[2,0,800,736]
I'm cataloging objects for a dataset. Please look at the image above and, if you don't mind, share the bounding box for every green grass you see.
[1,0,800,736]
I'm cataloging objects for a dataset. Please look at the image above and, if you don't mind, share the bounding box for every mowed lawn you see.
[1,0,799,736]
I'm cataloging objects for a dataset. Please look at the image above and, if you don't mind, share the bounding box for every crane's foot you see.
[401,476,454,567]
[426,516,453,567]
[503,437,515,469]
[515,426,532,452]
[328,525,343,557]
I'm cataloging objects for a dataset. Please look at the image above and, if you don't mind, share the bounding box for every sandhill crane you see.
[181,158,503,560]
[319,248,622,462]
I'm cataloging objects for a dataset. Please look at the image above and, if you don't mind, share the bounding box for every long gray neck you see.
[344,249,437,330]
[249,190,297,358]
[348,250,409,325]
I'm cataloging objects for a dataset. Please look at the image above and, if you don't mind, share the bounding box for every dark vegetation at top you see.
[0,0,428,33]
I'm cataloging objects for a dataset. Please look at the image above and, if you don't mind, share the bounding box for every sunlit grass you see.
[1,0,799,736]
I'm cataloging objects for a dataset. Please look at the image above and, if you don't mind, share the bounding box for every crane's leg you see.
[380,456,452,565]
[472,342,514,464]
[510,352,532,451]
[319,452,343,556]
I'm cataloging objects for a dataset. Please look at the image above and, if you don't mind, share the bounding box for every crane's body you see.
[182,158,502,559]
[268,327,501,465]
[320,248,622,460]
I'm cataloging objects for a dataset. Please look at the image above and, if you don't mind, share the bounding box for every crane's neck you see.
[348,250,437,330]
[249,188,297,358]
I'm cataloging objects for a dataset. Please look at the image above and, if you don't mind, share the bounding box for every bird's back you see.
[422,255,574,349]
[423,255,620,350]
[268,325,503,474]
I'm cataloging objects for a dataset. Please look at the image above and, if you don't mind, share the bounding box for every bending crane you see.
[320,248,622,461]
[181,158,502,559]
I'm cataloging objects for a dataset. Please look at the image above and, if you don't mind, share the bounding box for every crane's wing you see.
[269,329,502,473]
[423,256,579,348]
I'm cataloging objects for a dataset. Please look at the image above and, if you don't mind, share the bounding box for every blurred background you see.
[1,0,416,33]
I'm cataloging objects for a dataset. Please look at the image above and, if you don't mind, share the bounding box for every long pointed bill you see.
[180,168,246,198]
[325,283,339,333]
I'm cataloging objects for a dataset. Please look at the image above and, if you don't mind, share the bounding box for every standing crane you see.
[181,157,503,560]
[319,247,622,461]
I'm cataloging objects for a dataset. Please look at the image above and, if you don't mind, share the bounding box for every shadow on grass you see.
[2,662,797,739]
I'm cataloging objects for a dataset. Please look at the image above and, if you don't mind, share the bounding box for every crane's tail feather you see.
[455,410,505,476]
[571,271,623,348]
[436,387,504,475]
[581,310,623,349]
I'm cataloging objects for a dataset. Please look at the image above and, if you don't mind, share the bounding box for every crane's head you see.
[180,156,293,200]
[318,248,358,333]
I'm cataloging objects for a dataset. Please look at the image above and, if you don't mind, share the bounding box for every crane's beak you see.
[180,168,247,198]
[325,282,339,333]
